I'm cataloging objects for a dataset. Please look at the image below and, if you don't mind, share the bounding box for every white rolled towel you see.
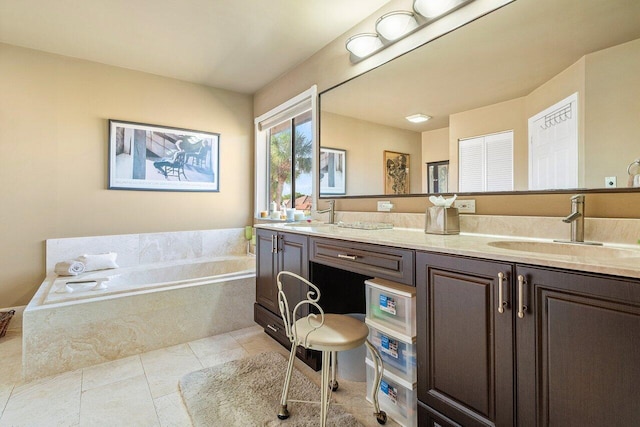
[54,260,86,276]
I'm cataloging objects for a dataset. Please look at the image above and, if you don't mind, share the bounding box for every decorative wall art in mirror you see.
[319,0,640,198]
[319,147,346,195]
[108,120,220,192]
[384,150,410,194]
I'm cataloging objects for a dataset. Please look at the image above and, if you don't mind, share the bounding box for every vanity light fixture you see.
[375,11,419,41]
[346,0,474,63]
[413,0,459,19]
[406,113,432,123]
[345,33,384,59]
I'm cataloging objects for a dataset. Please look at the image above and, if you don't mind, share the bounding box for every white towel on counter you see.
[54,260,86,276]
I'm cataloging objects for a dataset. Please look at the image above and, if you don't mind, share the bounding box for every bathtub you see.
[23,255,256,380]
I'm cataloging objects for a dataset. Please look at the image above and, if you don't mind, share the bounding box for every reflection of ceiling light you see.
[413,0,458,18]
[406,113,432,123]
[345,33,384,59]
[375,11,419,41]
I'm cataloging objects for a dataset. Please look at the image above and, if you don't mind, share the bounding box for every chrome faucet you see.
[562,194,585,243]
[316,200,335,224]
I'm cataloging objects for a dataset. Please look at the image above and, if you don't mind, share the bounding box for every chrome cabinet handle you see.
[337,254,358,260]
[266,324,278,332]
[497,272,507,314]
[271,235,277,253]
[517,274,527,318]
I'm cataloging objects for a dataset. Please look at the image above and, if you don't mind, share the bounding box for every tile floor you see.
[0,326,399,426]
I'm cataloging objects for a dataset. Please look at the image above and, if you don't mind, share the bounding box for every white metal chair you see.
[276,271,387,426]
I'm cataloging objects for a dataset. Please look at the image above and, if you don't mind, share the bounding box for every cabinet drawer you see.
[418,401,462,427]
[310,237,414,286]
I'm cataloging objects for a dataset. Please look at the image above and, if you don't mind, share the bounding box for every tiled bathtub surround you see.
[334,212,640,245]
[24,228,256,381]
[45,228,249,273]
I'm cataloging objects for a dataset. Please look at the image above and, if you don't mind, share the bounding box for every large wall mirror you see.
[319,0,640,198]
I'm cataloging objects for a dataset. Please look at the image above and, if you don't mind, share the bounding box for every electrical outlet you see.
[377,201,394,212]
[454,199,476,213]
[605,176,617,188]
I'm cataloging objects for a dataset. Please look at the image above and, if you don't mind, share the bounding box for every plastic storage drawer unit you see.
[366,358,417,427]
[365,278,416,337]
[367,325,416,383]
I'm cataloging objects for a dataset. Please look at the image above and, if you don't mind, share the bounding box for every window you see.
[255,86,317,216]
[458,131,513,192]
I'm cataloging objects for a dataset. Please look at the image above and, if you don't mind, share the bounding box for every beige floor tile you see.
[240,334,289,356]
[141,344,203,398]
[81,354,143,391]
[195,346,249,368]
[0,331,23,387]
[0,370,82,427]
[0,384,13,419]
[79,374,158,427]
[154,392,192,427]
[187,333,241,360]
[228,324,264,344]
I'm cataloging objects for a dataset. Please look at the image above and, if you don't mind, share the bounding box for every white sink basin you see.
[488,240,640,258]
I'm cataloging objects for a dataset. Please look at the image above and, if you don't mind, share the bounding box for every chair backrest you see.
[276,271,325,347]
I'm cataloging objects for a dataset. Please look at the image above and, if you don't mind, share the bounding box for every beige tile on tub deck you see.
[79,374,158,427]
[0,370,82,427]
[140,344,203,399]
[153,392,192,427]
[81,354,144,391]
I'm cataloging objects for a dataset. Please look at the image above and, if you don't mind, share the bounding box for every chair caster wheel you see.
[277,405,290,420]
[375,411,387,424]
[329,380,339,391]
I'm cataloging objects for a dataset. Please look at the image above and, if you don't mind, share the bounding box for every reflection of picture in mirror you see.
[384,151,410,194]
[319,147,346,195]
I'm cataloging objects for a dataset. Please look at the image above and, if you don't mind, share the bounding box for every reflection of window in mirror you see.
[528,93,578,190]
[427,161,449,193]
[459,131,514,192]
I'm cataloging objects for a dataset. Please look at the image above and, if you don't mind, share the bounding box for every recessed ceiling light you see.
[406,113,432,123]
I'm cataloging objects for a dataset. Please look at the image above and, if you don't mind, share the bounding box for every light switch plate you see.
[377,201,393,212]
[454,199,476,213]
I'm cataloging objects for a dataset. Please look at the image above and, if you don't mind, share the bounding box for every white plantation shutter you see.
[459,131,513,192]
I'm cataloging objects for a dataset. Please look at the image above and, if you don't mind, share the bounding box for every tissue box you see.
[425,206,459,235]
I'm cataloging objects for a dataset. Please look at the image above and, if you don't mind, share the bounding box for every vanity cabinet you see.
[515,265,640,426]
[254,228,320,369]
[417,251,640,427]
[310,237,415,286]
[416,252,514,427]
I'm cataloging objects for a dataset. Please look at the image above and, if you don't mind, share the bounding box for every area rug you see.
[179,351,363,426]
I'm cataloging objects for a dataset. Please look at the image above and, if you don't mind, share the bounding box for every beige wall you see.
[585,38,640,188]
[322,112,421,195]
[0,44,254,306]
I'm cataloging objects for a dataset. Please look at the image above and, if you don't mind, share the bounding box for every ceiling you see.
[0,0,390,94]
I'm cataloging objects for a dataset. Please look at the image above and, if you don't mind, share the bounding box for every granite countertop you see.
[255,222,640,280]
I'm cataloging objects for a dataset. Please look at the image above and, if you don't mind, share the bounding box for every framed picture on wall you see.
[319,147,346,195]
[384,150,410,194]
[108,120,220,192]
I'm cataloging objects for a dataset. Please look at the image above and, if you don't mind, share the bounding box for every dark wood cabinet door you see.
[256,228,278,313]
[416,252,514,427]
[278,232,309,316]
[515,265,640,427]
[255,230,309,316]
